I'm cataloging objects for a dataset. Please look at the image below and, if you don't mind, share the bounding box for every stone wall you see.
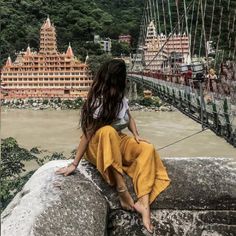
[1,157,236,236]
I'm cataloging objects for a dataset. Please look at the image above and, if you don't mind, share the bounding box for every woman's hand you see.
[134,134,150,144]
[55,163,77,176]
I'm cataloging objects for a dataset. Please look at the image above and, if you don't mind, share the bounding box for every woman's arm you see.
[127,109,139,136]
[127,110,149,144]
[55,132,92,176]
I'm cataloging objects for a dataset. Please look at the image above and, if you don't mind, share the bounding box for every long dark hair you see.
[81,59,127,137]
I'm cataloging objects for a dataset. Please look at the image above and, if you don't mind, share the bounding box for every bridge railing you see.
[128,73,236,147]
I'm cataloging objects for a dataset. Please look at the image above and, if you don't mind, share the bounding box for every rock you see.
[1,157,236,236]
[1,160,108,236]
[30,147,41,154]
[107,157,236,235]
[160,106,169,111]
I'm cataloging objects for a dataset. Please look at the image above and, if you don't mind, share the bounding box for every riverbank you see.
[0,97,175,112]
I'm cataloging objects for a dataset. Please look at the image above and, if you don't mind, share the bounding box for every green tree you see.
[87,53,113,76]
[0,137,67,211]
[111,41,131,57]
[0,137,37,210]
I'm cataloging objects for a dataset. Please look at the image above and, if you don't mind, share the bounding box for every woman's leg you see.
[120,135,170,233]
[134,194,153,233]
[85,125,134,210]
[110,166,134,211]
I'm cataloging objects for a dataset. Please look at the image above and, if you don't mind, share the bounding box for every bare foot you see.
[117,187,134,211]
[134,201,154,233]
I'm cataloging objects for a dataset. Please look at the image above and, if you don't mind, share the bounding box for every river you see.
[1,108,235,163]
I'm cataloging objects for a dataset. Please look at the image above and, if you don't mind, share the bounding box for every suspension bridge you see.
[127,0,236,147]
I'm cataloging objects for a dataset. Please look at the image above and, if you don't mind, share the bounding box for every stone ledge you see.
[1,157,236,236]
[79,157,236,211]
[108,209,236,236]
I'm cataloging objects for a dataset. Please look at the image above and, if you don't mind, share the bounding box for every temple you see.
[143,20,191,71]
[0,17,93,99]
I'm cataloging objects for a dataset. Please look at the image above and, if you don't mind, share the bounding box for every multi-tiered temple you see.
[1,17,93,99]
[143,20,191,71]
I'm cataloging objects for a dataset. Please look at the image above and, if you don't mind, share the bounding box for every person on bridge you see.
[55,59,171,233]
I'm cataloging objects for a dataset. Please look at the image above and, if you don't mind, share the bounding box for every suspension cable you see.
[161,0,167,36]
[209,0,216,42]
[192,0,200,56]
[167,0,173,33]
[189,0,196,53]
[214,7,223,68]
[158,129,208,151]
[144,0,195,70]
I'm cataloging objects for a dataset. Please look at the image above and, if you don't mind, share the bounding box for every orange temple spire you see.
[0,17,93,99]
[5,56,12,67]
[25,45,31,56]
[66,43,74,58]
[39,16,57,54]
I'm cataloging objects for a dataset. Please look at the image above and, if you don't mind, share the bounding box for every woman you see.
[56,59,171,233]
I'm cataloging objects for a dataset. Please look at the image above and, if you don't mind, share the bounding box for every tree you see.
[87,53,113,76]
[0,137,67,211]
[111,41,131,57]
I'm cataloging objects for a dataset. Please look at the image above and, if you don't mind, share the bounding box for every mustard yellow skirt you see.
[85,125,171,204]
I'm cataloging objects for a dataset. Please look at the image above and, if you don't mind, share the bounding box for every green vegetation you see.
[87,53,113,75]
[0,0,143,66]
[0,0,234,67]
[130,96,162,107]
[0,137,69,211]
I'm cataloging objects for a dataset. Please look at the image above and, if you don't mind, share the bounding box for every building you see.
[143,21,191,71]
[118,35,132,45]
[0,17,93,99]
[94,35,111,53]
[131,53,143,72]
[143,21,168,71]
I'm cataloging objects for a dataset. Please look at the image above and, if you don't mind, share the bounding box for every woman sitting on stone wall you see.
[56,59,171,233]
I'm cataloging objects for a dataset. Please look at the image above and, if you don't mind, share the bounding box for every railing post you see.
[178,90,182,108]
[172,89,176,104]
[212,102,220,134]
[199,81,205,130]
[223,98,232,139]
[187,93,191,112]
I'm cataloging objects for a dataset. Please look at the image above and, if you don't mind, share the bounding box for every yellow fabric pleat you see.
[84,125,171,204]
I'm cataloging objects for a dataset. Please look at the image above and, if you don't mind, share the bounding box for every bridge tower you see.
[128,81,138,100]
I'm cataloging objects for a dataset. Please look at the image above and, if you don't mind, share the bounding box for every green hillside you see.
[0,0,235,67]
[0,0,143,66]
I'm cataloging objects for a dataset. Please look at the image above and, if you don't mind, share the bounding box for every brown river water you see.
[1,108,235,171]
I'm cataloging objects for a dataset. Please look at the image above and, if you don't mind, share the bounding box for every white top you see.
[93,96,130,131]
[93,96,129,119]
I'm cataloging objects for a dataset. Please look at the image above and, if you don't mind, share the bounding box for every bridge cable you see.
[143,0,195,71]
[183,0,189,36]
[175,0,181,34]
[167,0,173,33]
[155,0,161,35]
[130,1,147,72]
[200,0,209,69]
[189,0,196,53]
[198,0,207,58]
[161,0,167,36]
[158,129,208,151]
[192,0,200,56]
[214,7,223,68]
[209,0,216,43]
[151,0,158,34]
